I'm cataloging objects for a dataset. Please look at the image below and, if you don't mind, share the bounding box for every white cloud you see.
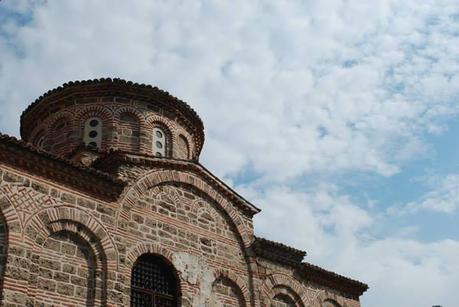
[248,184,459,307]
[1,1,459,306]
[1,0,458,181]
[390,174,459,214]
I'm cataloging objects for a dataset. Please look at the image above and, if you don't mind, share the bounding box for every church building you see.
[0,78,367,306]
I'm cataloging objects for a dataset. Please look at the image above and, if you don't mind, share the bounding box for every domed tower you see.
[20,78,204,165]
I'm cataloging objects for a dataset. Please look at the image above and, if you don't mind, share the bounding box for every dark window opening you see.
[131,254,178,307]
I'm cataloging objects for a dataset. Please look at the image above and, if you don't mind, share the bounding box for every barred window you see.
[131,254,178,307]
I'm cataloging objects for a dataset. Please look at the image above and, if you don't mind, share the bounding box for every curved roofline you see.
[20,78,205,154]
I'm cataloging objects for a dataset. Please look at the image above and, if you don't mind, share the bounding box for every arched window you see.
[131,254,179,307]
[153,127,167,157]
[322,299,341,307]
[83,117,102,149]
[273,293,297,307]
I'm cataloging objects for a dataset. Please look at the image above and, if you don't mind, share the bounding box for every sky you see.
[1,0,459,306]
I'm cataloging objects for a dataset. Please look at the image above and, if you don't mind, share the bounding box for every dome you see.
[20,78,205,160]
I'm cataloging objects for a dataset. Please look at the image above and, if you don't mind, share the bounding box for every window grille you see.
[131,254,178,307]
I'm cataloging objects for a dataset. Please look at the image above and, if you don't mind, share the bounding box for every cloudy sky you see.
[1,0,459,306]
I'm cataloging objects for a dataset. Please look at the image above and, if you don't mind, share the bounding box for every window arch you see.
[322,299,341,307]
[153,127,167,157]
[83,117,102,149]
[273,293,297,307]
[131,254,179,307]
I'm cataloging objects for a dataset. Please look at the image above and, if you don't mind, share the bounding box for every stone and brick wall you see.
[0,160,364,307]
[26,98,198,161]
[0,79,366,306]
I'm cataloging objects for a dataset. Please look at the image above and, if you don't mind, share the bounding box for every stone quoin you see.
[0,78,368,306]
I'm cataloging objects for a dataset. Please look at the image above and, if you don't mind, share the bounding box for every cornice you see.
[250,236,306,266]
[299,262,368,298]
[0,133,126,200]
[92,150,261,217]
[252,236,368,298]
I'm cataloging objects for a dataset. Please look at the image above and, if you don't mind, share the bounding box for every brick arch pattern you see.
[272,285,305,307]
[22,206,118,270]
[0,190,22,237]
[29,109,76,142]
[149,184,182,208]
[114,106,147,125]
[75,105,115,150]
[146,115,176,157]
[261,274,308,307]
[118,169,253,248]
[114,107,144,153]
[194,199,219,232]
[145,114,197,160]
[176,134,191,159]
[22,206,120,306]
[30,110,76,156]
[212,268,251,306]
[33,221,107,306]
[313,291,348,307]
[125,242,185,300]
[0,191,26,306]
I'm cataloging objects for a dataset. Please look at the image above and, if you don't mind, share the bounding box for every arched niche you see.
[28,220,108,306]
[119,112,141,151]
[209,275,246,307]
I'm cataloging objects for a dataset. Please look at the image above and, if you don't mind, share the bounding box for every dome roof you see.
[20,78,205,155]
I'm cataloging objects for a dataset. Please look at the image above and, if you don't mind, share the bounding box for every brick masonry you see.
[0,79,367,306]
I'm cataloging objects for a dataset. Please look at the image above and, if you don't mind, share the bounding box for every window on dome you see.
[83,117,102,149]
[153,127,166,157]
[131,254,179,307]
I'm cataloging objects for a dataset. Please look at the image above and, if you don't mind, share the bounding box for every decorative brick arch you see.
[146,115,176,155]
[125,242,185,300]
[0,190,22,236]
[118,169,252,248]
[261,273,307,307]
[213,268,251,306]
[18,205,119,306]
[114,106,147,126]
[75,104,114,124]
[75,105,115,151]
[29,110,75,141]
[126,242,175,268]
[22,206,118,270]
[148,184,181,206]
[314,290,347,307]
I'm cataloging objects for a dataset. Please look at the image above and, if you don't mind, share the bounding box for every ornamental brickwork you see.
[0,79,367,307]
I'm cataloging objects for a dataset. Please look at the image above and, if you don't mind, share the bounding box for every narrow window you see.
[153,127,166,157]
[83,117,102,149]
[131,254,178,307]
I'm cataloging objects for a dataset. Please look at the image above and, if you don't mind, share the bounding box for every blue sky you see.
[1,1,459,306]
